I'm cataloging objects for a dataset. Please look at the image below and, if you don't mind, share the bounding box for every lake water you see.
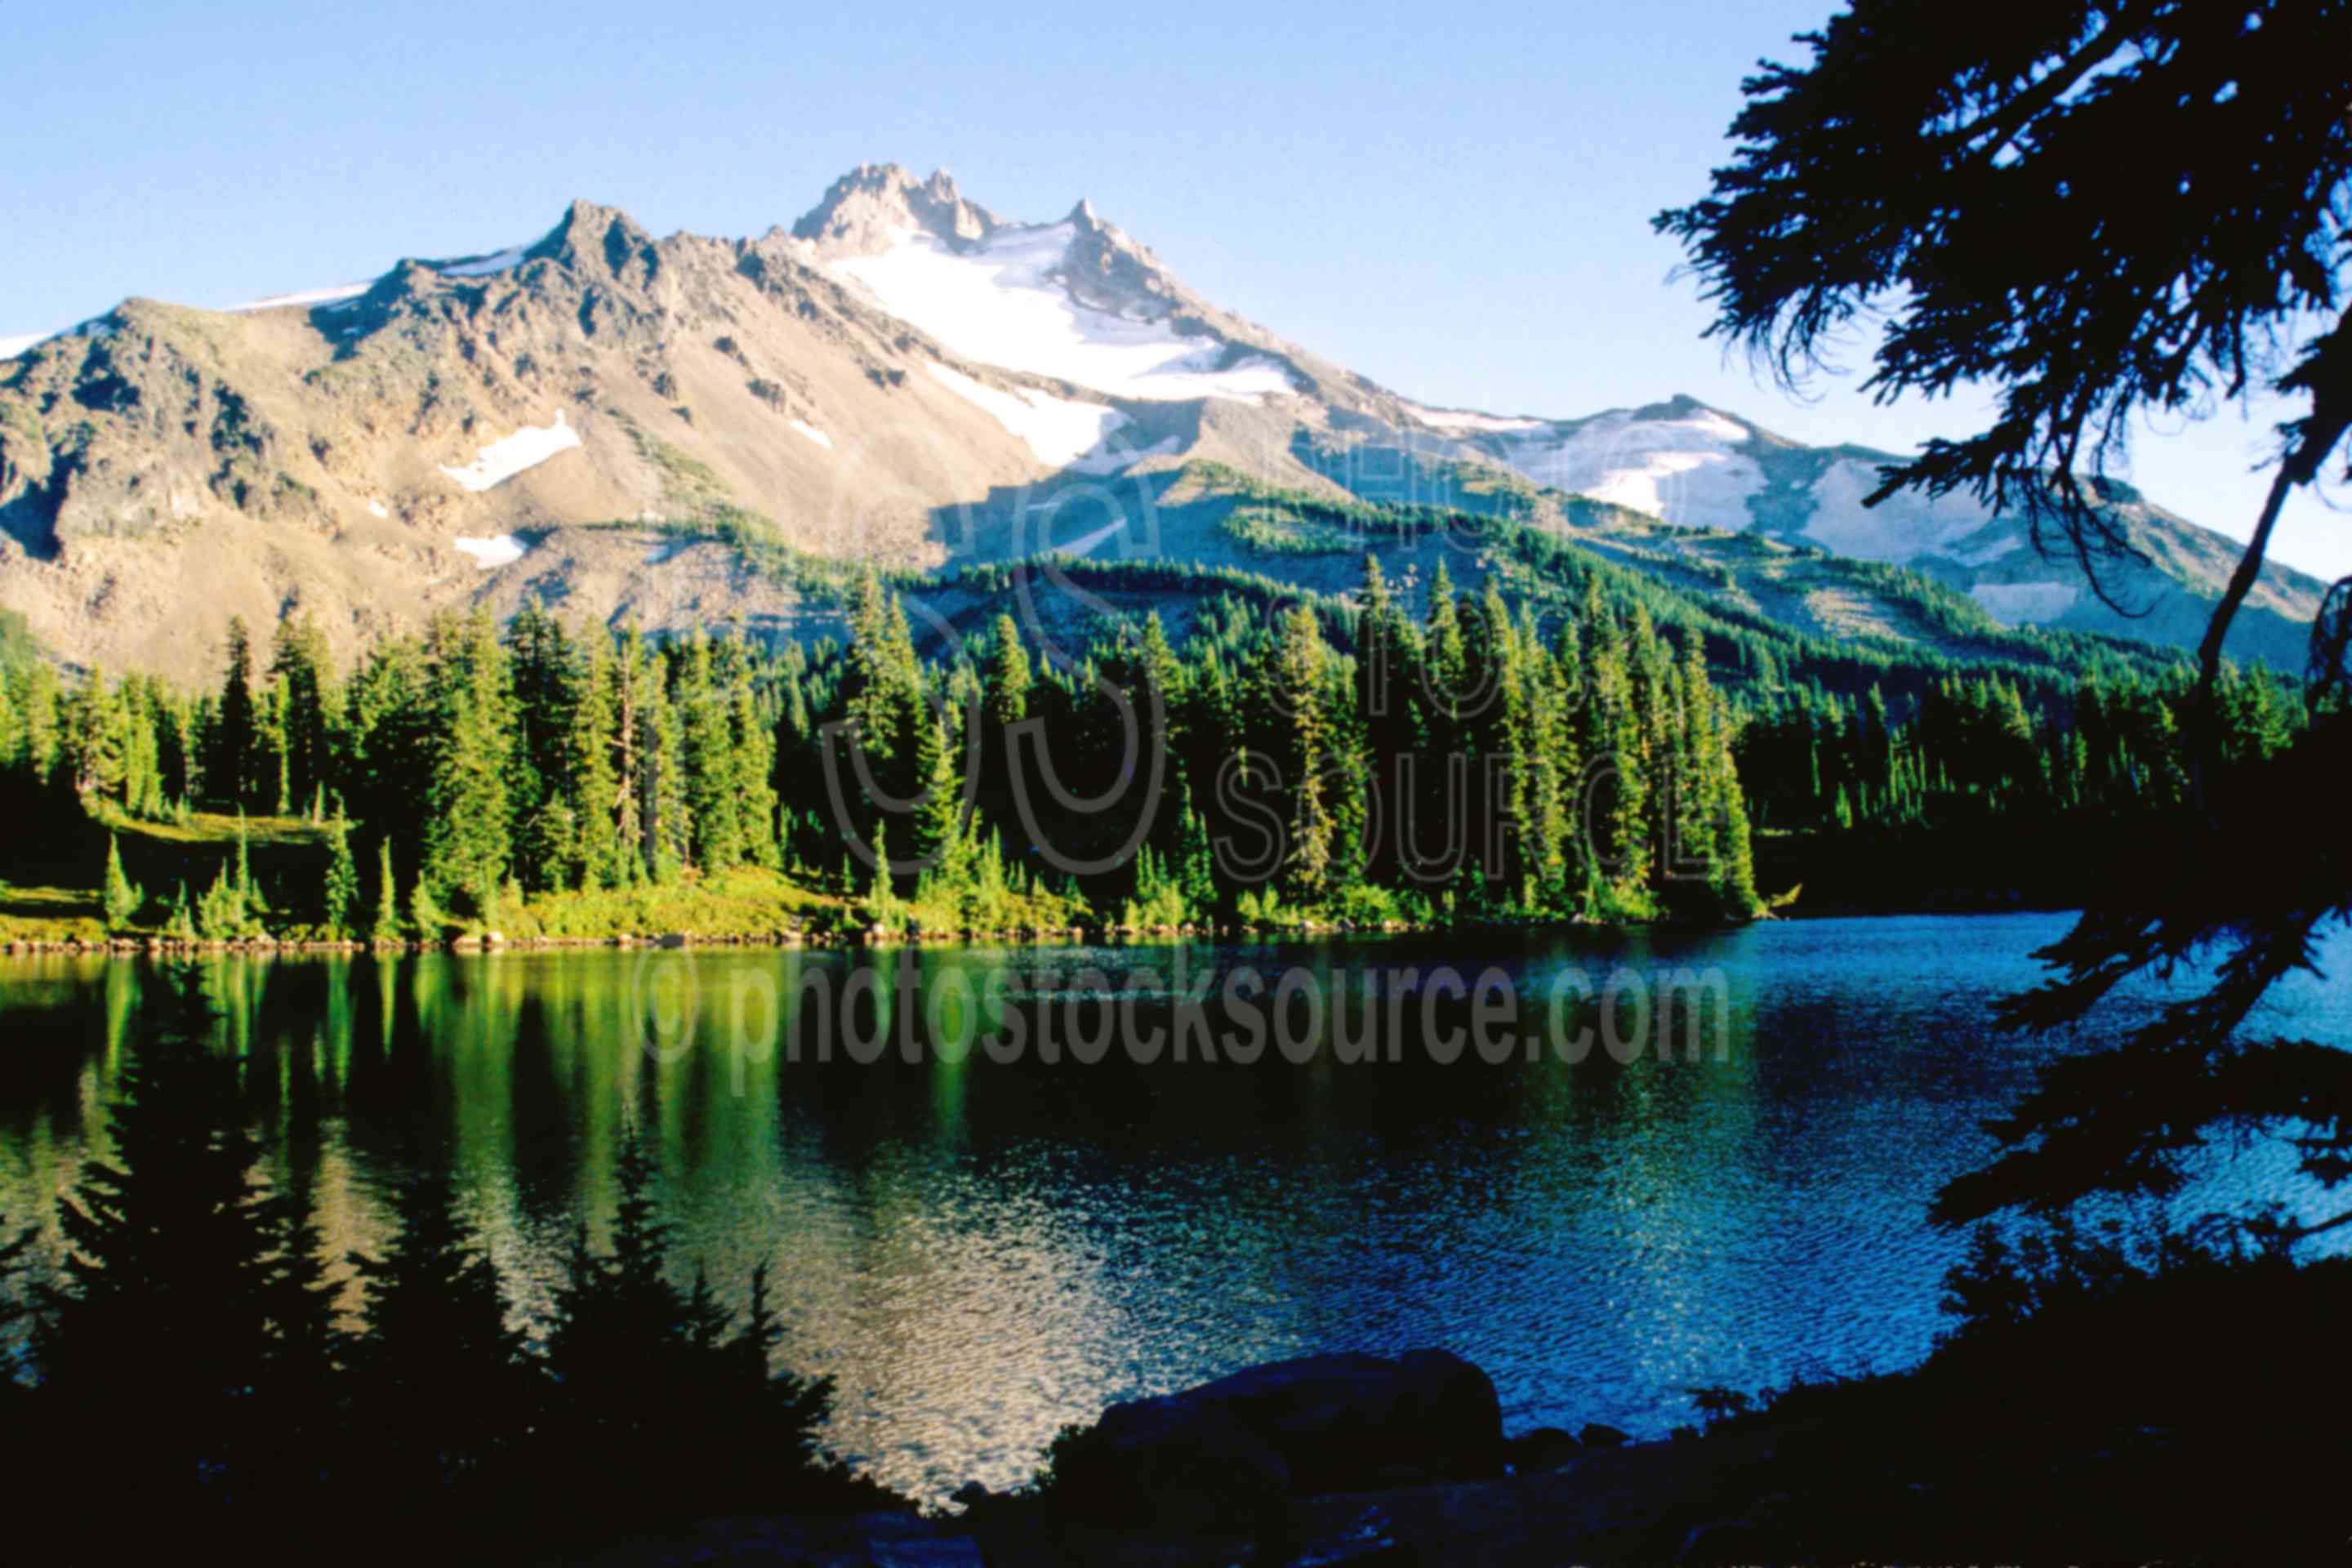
[2,913,2346,1503]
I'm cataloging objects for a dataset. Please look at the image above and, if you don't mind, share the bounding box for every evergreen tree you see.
[375,838,400,939]
[568,631,623,891]
[420,610,514,921]
[986,612,1031,730]
[346,1169,537,1497]
[678,630,744,872]
[269,614,336,815]
[637,651,688,885]
[911,721,967,876]
[215,616,258,809]
[1269,606,1337,902]
[720,625,780,870]
[103,832,141,931]
[33,982,284,1512]
[539,1134,728,1515]
[321,821,360,939]
[61,665,127,801]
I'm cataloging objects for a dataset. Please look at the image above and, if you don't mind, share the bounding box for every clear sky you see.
[3,0,2344,582]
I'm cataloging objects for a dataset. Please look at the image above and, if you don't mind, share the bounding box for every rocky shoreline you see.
[0,909,1760,962]
[567,1350,1803,1567]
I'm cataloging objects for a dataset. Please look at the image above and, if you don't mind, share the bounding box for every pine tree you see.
[33,982,284,1508]
[347,1168,537,1495]
[17,662,58,783]
[720,625,779,870]
[270,614,336,814]
[198,862,247,941]
[678,630,743,873]
[540,1134,713,1510]
[321,821,360,939]
[986,613,1031,730]
[61,665,127,800]
[707,1263,835,1497]
[1424,561,1468,727]
[841,570,924,812]
[638,652,688,884]
[1270,605,1336,902]
[103,833,141,931]
[410,875,446,940]
[375,838,401,939]
[911,719,966,871]
[216,616,258,808]
[568,632,622,891]
[421,610,514,920]
[611,626,653,884]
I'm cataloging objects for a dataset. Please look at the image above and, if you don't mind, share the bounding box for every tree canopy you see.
[1661,1,2352,1244]
[1657,0,2351,689]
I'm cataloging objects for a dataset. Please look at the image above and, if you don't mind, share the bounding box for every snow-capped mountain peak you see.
[814,183,1297,404]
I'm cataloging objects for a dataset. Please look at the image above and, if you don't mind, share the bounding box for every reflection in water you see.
[1,914,2346,1503]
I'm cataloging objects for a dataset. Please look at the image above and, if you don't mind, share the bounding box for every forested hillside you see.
[0,492,2306,942]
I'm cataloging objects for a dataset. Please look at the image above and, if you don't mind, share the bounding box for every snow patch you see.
[438,411,583,492]
[225,283,372,313]
[1802,459,2001,564]
[789,420,835,450]
[437,245,528,278]
[1410,404,1549,434]
[1486,408,1762,532]
[1067,432,1184,476]
[925,362,1128,468]
[0,318,116,357]
[835,225,1294,403]
[1970,581,2080,624]
[1052,514,1129,556]
[452,534,528,569]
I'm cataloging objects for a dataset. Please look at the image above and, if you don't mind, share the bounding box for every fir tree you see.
[215,615,258,809]
[375,839,400,939]
[1269,606,1337,902]
[346,1168,537,1497]
[33,981,283,1508]
[539,1134,728,1516]
[568,632,622,891]
[678,630,744,872]
[166,880,196,943]
[321,821,360,939]
[420,610,514,920]
[269,613,336,815]
[986,612,1031,730]
[102,832,141,931]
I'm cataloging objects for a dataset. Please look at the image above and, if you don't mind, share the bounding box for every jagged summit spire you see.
[524,198,661,284]
[791,163,1000,254]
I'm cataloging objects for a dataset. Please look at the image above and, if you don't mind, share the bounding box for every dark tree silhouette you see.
[31,976,287,1515]
[1659,2,2352,1241]
[537,1132,846,1526]
[1655,1,2351,693]
[345,1166,540,1511]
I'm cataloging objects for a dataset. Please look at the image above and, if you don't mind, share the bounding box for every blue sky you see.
[3,0,2344,581]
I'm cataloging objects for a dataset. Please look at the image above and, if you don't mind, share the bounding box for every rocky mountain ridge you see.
[0,164,2324,679]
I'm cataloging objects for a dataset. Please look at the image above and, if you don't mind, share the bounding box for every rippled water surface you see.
[2,914,2346,1502]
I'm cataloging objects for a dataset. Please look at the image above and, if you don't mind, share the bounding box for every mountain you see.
[0,164,2324,679]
